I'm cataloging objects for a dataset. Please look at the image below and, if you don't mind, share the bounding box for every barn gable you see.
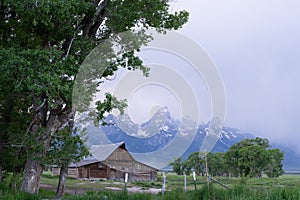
[90,142,126,161]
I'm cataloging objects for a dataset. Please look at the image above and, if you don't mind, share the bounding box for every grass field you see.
[1,172,300,199]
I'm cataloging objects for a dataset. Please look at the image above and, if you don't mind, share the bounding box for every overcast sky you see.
[171,0,300,153]
[96,1,300,155]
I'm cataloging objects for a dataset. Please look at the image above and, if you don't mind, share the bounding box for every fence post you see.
[124,173,128,191]
[184,174,187,193]
[193,171,197,191]
[162,173,166,197]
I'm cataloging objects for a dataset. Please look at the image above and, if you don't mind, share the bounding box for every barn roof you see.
[90,142,126,161]
[68,142,125,168]
[69,156,99,168]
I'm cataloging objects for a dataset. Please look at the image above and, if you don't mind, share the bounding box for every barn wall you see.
[52,167,60,176]
[52,167,79,179]
[130,173,151,181]
[76,162,125,180]
[84,163,107,179]
[133,161,156,172]
[105,148,135,172]
[104,147,158,181]
[108,168,124,180]
[107,148,133,162]
[68,168,79,179]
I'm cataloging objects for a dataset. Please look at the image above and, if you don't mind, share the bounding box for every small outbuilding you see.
[52,142,158,181]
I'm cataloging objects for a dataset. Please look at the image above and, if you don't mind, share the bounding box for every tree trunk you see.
[20,96,47,194]
[20,94,73,194]
[56,163,68,200]
[20,157,43,194]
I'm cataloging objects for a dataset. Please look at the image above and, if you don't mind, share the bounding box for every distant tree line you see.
[171,137,284,178]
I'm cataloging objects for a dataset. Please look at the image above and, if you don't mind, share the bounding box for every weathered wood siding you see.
[52,167,79,179]
[105,147,135,173]
[52,167,60,176]
[78,163,107,179]
[68,168,79,178]
[104,147,157,181]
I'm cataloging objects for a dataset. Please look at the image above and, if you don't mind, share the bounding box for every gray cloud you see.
[173,0,300,154]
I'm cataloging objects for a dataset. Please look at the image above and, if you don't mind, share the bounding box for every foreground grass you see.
[2,186,300,200]
[1,173,300,199]
[40,171,300,191]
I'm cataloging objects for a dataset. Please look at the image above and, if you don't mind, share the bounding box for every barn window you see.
[98,162,104,168]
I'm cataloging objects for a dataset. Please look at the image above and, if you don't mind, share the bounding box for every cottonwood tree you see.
[170,157,183,175]
[224,137,284,178]
[175,152,227,177]
[0,58,32,184]
[264,148,284,178]
[0,0,188,194]
[207,152,227,176]
[182,152,206,176]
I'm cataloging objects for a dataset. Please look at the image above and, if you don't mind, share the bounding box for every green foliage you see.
[182,152,206,176]
[207,152,227,176]
[0,187,41,200]
[36,172,300,200]
[2,185,300,200]
[170,157,183,175]
[172,152,226,176]
[0,0,92,48]
[171,137,284,179]
[163,189,201,200]
[45,126,89,166]
[265,149,284,178]
[104,0,188,33]
[0,0,189,194]
[63,190,152,200]
[0,54,30,175]
[224,137,284,178]
[96,93,127,125]
[0,48,77,102]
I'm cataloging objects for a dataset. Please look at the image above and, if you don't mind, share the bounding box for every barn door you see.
[81,168,88,178]
[109,169,116,180]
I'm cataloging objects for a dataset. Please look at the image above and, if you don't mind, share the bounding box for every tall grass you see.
[198,184,300,200]
[60,186,300,200]
[1,186,300,200]
[0,183,54,200]
[63,190,153,200]
[0,182,37,200]
[2,174,300,200]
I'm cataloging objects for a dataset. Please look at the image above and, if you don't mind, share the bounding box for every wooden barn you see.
[52,142,158,181]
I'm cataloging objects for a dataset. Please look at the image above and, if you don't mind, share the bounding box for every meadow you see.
[1,172,300,199]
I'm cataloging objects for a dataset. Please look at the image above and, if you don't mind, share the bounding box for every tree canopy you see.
[171,137,284,179]
[224,137,284,178]
[0,0,189,195]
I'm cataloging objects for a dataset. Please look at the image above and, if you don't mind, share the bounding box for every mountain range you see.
[84,107,300,171]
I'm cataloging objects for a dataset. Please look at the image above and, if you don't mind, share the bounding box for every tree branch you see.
[82,0,108,37]
[35,98,48,112]
[65,38,74,59]
[105,74,117,81]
